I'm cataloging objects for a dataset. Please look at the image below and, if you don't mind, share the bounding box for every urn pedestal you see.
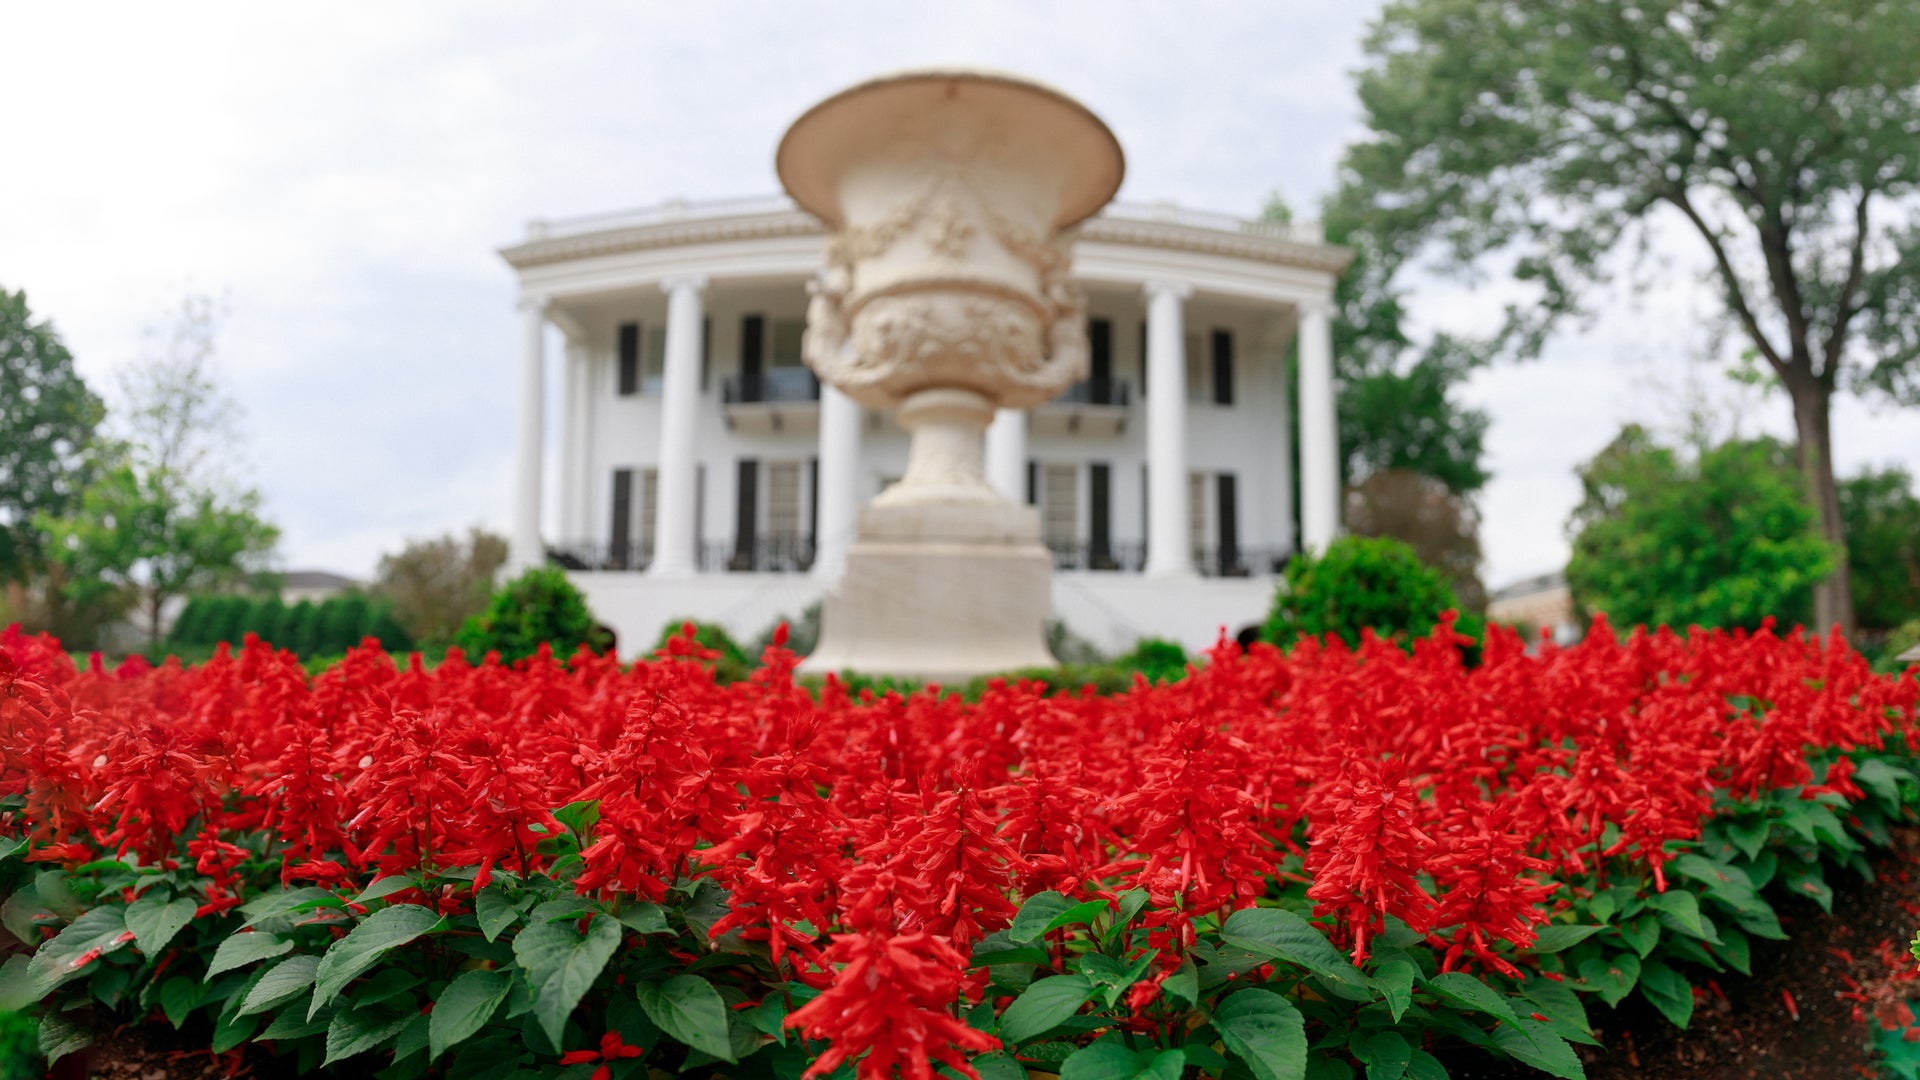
[777,69,1125,681]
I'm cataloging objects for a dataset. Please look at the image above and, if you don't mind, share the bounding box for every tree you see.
[1340,0,1920,634]
[0,287,103,585]
[37,295,278,644]
[1838,466,1920,632]
[1344,469,1487,612]
[1265,534,1463,649]
[371,527,508,650]
[455,566,609,664]
[1566,426,1835,631]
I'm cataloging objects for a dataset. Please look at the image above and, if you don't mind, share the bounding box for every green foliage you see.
[1265,535,1459,649]
[454,566,609,664]
[0,1009,37,1078]
[372,528,508,651]
[1114,638,1189,684]
[653,619,752,683]
[281,600,318,657]
[0,286,103,587]
[1346,469,1487,612]
[756,601,821,658]
[1840,467,1920,632]
[1566,428,1836,631]
[1873,620,1920,676]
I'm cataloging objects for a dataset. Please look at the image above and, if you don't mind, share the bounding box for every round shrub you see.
[654,619,753,683]
[1266,535,1459,649]
[454,565,611,663]
[1116,637,1190,683]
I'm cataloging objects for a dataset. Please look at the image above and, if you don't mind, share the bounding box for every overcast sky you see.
[5,2,1917,591]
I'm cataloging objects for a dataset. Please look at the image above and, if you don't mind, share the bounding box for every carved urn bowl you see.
[778,69,1124,504]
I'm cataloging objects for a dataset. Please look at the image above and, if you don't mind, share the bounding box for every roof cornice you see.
[499,206,1352,276]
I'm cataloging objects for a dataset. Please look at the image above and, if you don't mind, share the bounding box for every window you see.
[1189,472,1211,556]
[1211,329,1234,406]
[608,467,657,569]
[1185,332,1205,402]
[617,323,640,396]
[771,318,805,368]
[1089,463,1113,568]
[1042,464,1078,551]
[643,325,666,395]
[767,461,803,545]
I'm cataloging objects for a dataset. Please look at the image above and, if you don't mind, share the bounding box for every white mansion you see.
[499,196,1350,656]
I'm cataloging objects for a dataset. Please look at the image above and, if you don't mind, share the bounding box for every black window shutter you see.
[701,316,712,391]
[617,323,640,396]
[807,457,820,551]
[1090,318,1112,384]
[610,468,633,567]
[740,315,765,393]
[1138,321,1148,397]
[1212,329,1234,406]
[1026,460,1038,506]
[1216,473,1240,573]
[734,459,759,567]
[1090,462,1112,568]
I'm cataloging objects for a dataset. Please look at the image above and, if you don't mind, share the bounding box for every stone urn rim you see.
[775,66,1126,232]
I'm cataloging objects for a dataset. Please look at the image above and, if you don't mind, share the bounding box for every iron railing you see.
[723,368,821,405]
[1048,378,1131,407]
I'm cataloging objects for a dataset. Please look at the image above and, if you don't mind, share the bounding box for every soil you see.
[1441,826,1920,1080]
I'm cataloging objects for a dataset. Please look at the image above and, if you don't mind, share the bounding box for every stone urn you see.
[778,69,1124,680]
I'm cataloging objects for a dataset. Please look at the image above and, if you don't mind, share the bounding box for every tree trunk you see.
[148,593,164,648]
[1788,380,1856,638]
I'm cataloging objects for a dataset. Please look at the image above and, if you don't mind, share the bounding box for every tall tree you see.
[38,295,277,644]
[0,288,103,584]
[371,527,508,650]
[1566,426,1834,631]
[1340,0,1920,634]
[1838,466,1920,633]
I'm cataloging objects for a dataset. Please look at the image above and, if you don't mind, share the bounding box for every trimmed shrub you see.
[654,619,753,684]
[1266,535,1459,649]
[454,565,610,663]
[1115,637,1189,683]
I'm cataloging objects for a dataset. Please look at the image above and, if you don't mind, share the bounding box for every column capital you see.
[1296,295,1335,321]
[1142,280,1194,303]
[660,274,710,296]
[517,294,552,316]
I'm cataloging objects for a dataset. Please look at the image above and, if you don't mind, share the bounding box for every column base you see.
[797,501,1056,684]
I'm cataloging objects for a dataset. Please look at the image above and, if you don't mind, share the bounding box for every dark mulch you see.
[1443,826,1920,1080]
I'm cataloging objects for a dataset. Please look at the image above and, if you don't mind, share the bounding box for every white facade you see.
[499,197,1349,656]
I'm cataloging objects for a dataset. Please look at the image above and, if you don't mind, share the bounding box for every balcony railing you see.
[723,369,820,405]
[548,542,653,572]
[701,537,815,574]
[1048,378,1131,407]
[1042,541,1292,578]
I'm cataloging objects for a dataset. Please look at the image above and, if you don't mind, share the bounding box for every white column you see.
[509,296,549,574]
[1263,319,1296,560]
[813,384,862,581]
[570,341,598,543]
[983,408,1027,502]
[557,337,585,546]
[649,275,707,577]
[1143,281,1194,577]
[1298,298,1341,552]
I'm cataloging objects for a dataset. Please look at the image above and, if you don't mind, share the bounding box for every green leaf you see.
[1079,950,1157,1008]
[159,975,203,1028]
[1617,915,1660,958]
[1115,888,1150,929]
[324,1004,412,1066]
[615,902,669,936]
[1060,1042,1186,1080]
[1854,757,1906,806]
[1637,960,1693,1029]
[352,875,419,906]
[1163,959,1199,1007]
[125,890,197,957]
[1528,925,1603,954]
[38,1011,91,1065]
[1523,979,1598,1045]
[393,1011,431,1061]
[1214,988,1308,1080]
[310,903,445,1017]
[1782,862,1834,915]
[1490,1017,1583,1079]
[1370,957,1418,1023]
[515,911,621,1048]
[239,886,344,930]
[1717,926,1753,975]
[0,955,35,1012]
[1422,972,1520,1026]
[260,997,332,1041]
[474,887,527,943]
[1725,816,1771,860]
[997,974,1094,1044]
[1357,1031,1411,1080]
[431,968,512,1061]
[26,905,134,997]
[1405,1049,1449,1080]
[1008,892,1075,944]
[974,1052,1031,1080]
[635,974,734,1062]
[1576,952,1640,1007]
[240,954,321,1016]
[554,799,601,839]
[1220,908,1370,998]
[1648,890,1716,942]
[206,931,293,979]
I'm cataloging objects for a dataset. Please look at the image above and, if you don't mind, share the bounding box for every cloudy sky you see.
[5,2,1917,591]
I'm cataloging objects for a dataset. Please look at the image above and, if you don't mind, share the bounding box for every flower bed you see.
[0,619,1915,1079]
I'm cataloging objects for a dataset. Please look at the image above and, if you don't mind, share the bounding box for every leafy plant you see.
[453,565,610,664]
[1265,535,1460,649]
